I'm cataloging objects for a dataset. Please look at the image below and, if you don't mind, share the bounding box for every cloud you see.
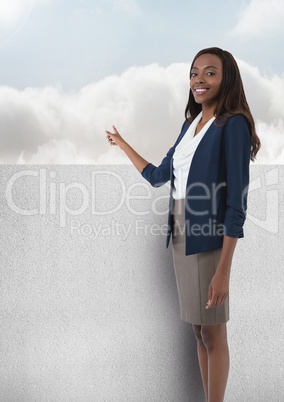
[16,139,132,164]
[0,60,283,165]
[237,60,283,122]
[16,139,97,164]
[232,0,284,38]
[0,63,188,165]
[255,119,284,163]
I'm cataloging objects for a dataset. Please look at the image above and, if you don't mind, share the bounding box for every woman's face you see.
[190,53,223,109]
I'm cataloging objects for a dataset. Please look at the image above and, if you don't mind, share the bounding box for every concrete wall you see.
[0,165,283,402]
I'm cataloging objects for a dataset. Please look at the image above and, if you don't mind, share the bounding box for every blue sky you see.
[0,0,283,163]
[0,0,282,89]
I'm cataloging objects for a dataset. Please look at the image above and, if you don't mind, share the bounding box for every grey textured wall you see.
[0,165,283,402]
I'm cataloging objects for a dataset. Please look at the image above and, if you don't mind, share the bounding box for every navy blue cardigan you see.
[141,114,251,255]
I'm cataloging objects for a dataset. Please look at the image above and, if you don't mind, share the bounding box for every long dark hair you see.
[185,47,261,161]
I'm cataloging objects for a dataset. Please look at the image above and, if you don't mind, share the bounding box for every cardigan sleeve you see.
[223,115,251,238]
[141,121,189,188]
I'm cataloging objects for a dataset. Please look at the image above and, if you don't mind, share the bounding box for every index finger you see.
[112,125,119,134]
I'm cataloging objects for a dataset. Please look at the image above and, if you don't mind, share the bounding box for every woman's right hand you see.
[105,125,127,149]
[105,125,149,173]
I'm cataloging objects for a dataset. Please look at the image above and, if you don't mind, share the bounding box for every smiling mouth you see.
[195,88,209,94]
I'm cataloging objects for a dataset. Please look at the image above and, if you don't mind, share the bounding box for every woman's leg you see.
[201,323,229,402]
[192,324,209,401]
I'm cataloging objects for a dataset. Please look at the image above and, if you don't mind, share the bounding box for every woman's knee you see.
[192,324,203,343]
[201,324,227,350]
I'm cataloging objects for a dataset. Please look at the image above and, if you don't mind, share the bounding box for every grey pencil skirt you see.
[171,198,229,325]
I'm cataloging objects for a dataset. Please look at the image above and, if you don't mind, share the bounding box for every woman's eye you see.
[207,72,215,76]
[190,72,197,78]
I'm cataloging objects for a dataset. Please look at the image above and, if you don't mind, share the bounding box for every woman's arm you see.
[206,235,238,309]
[207,115,251,309]
[105,125,149,173]
[106,121,189,188]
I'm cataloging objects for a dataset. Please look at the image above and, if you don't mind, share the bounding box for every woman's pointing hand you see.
[105,125,126,149]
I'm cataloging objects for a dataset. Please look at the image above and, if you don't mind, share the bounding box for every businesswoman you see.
[106,47,261,402]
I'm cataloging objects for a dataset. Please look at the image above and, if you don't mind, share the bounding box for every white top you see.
[172,112,216,200]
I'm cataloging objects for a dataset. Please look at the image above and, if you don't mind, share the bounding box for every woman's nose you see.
[195,76,204,84]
